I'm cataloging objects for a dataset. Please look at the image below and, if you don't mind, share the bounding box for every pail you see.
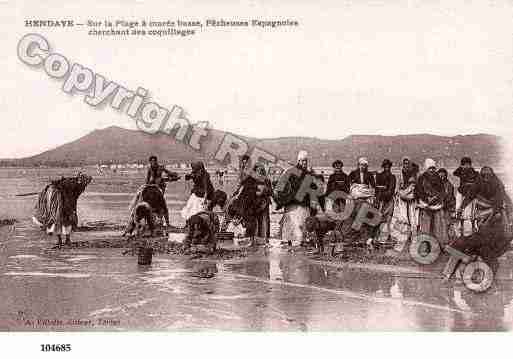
[138,247,153,265]
[215,231,234,242]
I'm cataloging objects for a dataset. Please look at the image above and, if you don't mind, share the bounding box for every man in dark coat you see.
[375,159,396,215]
[326,160,349,196]
[438,168,456,213]
[452,157,482,236]
[400,157,419,188]
[325,159,349,212]
[146,155,180,194]
[453,156,481,216]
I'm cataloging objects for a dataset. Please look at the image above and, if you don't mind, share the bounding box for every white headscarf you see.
[424,158,437,170]
[358,157,369,165]
[297,150,308,162]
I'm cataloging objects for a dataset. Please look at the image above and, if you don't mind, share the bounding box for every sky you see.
[1,0,513,158]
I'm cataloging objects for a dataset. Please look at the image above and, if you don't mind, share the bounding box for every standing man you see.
[438,168,456,214]
[375,159,396,244]
[438,167,456,238]
[238,155,251,184]
[400,157,419,185]
[375,159,396,215]
[146,155,180,194]
[326,159,349,212]
[216,169,225,187]
[326,160,350,195]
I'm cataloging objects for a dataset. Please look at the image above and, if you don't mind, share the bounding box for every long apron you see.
[390,195,418,252]
[279,204,310,246]
[181,193,207,221]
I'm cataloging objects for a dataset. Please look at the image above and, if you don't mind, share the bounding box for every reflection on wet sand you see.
[3,219,513,330]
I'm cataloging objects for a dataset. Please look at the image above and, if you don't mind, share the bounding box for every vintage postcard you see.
[1,0,513,354]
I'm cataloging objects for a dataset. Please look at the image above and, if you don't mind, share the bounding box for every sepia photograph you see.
[1,1,513,355]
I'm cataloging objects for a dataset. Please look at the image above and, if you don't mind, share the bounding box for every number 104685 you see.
[40,344,71,352]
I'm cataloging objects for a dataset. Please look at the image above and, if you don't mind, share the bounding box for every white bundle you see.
[350,183,375,199]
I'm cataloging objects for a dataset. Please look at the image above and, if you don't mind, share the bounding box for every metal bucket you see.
[216,231,234,242]
[138,247,153,265]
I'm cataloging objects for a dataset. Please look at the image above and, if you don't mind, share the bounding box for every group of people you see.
[389,156,512,257]
[129,156,227,251]
[137,154,273,248]
[274,151,512,265]
[120,149,513,264]
[34,149,513,264]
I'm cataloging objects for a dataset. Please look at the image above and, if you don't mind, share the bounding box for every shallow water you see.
[2,168,513,331]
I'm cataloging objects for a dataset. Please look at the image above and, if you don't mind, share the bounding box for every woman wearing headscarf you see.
[34,172,92,247]
[349,157,375,187]
[478,167,511,214]
[415,158,449,244]
[388,157,419,254]
[448,166,512,274]
[274,150,317,246]
[453,157,482,236]
[181,161,214,221]
[348,157,375,202]
[221,163,272,244]
[220,155,251,233]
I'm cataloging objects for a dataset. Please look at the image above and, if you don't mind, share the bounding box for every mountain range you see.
[1,126,502,168]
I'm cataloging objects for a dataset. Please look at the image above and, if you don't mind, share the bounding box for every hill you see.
[1,126,502,168]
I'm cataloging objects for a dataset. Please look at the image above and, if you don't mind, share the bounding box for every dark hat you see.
[437,168,448,176]
[191,161,205,171]
[241,154,250,162]
[382,159,393,168]
[332,160,343,168]
[461,157,472,166]
[149,155,157,162]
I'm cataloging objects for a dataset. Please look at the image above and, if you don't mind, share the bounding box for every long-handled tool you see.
[15,192,39,197]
